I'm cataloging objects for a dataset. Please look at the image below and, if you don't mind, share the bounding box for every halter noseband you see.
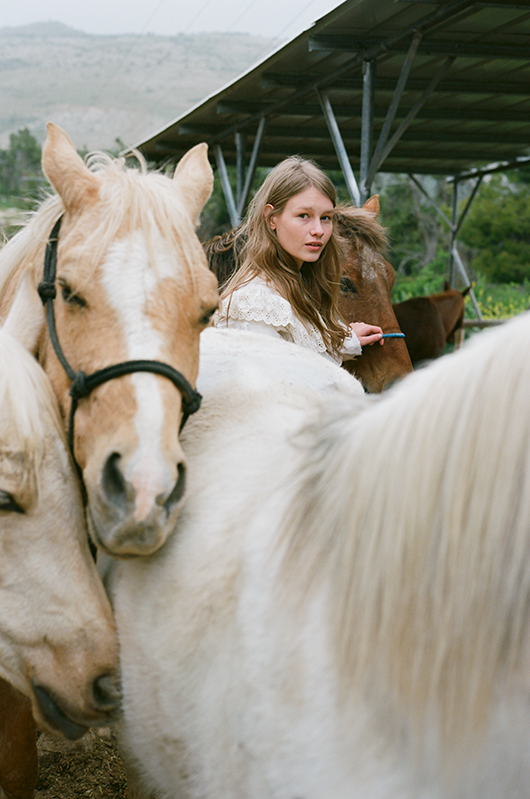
[38,216,202,453]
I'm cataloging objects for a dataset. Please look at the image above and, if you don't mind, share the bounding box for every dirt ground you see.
[35,727,128,798]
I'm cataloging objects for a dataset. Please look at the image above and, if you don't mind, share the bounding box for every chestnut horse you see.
[393,282,470,366]
[335,197,411,391]
[0,123,218,558]
[205,196,412,393]
[0,283,120,798]
[108,314,530,799]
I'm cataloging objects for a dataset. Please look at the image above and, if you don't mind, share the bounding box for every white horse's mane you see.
[0,329,64,463]
[281,312,530,751]
[0,150,201,303]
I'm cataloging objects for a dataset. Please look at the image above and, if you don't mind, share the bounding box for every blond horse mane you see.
[281,312,530,753]
[0,150,201,310]
[0,329,65,471]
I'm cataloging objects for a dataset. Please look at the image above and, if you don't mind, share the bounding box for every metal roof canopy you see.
[134,0,530,220]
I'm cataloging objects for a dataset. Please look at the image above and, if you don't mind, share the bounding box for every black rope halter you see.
[38,216,202,453]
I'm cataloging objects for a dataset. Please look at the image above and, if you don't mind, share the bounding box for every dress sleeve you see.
[214,281,298,341]
[339,329,362,360]
[214,278,339,361]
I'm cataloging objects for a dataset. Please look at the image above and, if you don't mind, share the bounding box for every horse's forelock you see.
[0,154,202,303]
[335,206,389,255]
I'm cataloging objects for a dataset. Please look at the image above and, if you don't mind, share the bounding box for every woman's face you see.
[266,186,334,269]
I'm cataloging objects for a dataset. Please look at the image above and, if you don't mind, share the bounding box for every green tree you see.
[0,128,43,199]
[459,173,530,283]
[377,175,449,276]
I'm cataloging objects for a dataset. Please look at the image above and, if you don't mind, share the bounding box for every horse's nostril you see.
[93,674,121,711]
[101,452,129,508]
[162,462,187,514]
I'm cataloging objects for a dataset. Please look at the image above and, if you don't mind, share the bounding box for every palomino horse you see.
[205,196,412,393]
[0,283,120,797]
[393,282,470,366]
[106,315,530,799]
[0,123,218,558]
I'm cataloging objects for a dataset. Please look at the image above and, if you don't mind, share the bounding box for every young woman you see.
[213,156,383,365]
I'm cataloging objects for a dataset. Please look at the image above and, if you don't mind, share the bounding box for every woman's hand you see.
[350,322,384,346]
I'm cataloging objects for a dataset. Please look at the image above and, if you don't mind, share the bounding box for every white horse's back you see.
[111,319,530,798]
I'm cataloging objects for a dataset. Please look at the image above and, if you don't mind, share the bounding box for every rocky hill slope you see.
[0,21,276,151]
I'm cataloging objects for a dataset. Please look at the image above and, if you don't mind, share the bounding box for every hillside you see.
[0,22,277,151]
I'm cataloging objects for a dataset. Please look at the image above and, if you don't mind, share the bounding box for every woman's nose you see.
[311,220,324,237]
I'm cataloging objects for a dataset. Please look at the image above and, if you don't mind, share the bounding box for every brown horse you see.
[335,197,412,391]
[393,282,470,366]
[205,196,412,393]
[0,681,37,799]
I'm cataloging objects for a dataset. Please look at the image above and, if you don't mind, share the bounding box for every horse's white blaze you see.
[102,231,178,517]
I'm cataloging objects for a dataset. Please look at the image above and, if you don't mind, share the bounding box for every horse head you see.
[0,287,120,738]
[336,197,413,391]
[0,124,219,558]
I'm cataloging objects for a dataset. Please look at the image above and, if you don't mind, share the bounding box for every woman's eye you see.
[299,213,308,219]
[61,284,86,308]
[0,490,24,514]
[321,216,331,222]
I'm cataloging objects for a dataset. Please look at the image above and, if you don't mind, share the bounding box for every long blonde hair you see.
[219,156,347,355]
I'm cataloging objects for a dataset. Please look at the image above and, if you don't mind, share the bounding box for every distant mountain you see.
[0,22,277,151]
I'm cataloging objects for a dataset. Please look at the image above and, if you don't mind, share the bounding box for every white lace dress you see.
[214,277,361,365]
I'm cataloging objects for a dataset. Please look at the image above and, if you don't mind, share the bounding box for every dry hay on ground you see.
[36,727,127,798]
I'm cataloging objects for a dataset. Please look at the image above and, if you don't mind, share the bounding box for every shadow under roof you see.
[133,0,530,180]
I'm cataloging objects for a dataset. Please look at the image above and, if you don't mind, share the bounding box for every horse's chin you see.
[31,683,119,740]
[87,507,180,559]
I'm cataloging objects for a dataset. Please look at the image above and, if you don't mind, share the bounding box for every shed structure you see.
[132,0,530,306]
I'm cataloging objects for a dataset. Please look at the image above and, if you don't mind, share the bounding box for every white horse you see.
[107,316,530,799]
[0,280,119,739]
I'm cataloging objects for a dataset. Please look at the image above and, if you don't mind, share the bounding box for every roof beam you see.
[213,141,519,165]
[309,34,530,60]
[397,0,530,6]
[177,123,530,147]
[217,100,530,123]
[262,72,530,97]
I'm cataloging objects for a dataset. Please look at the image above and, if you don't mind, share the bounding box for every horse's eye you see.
[0,490,24,514]
[199,305,217,326]
[340,277,357,295]
[61,283,86,308]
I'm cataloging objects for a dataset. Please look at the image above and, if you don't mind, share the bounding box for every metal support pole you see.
[448,180,459,285]
[237,116,266,218]
[317,88,361,206]
[235,131,246,209]
[452,244,483,320]
[370,33,421,172]
[214,144,240,228]
[366,57,454,188]
[360,60,375,203]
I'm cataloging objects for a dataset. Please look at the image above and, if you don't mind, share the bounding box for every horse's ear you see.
[42,123,99,212]
[2,271,44,355]
[363,195,380,217]
[172,143,214,226]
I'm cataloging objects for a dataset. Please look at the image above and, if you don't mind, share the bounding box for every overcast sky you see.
[4,0,345,40]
